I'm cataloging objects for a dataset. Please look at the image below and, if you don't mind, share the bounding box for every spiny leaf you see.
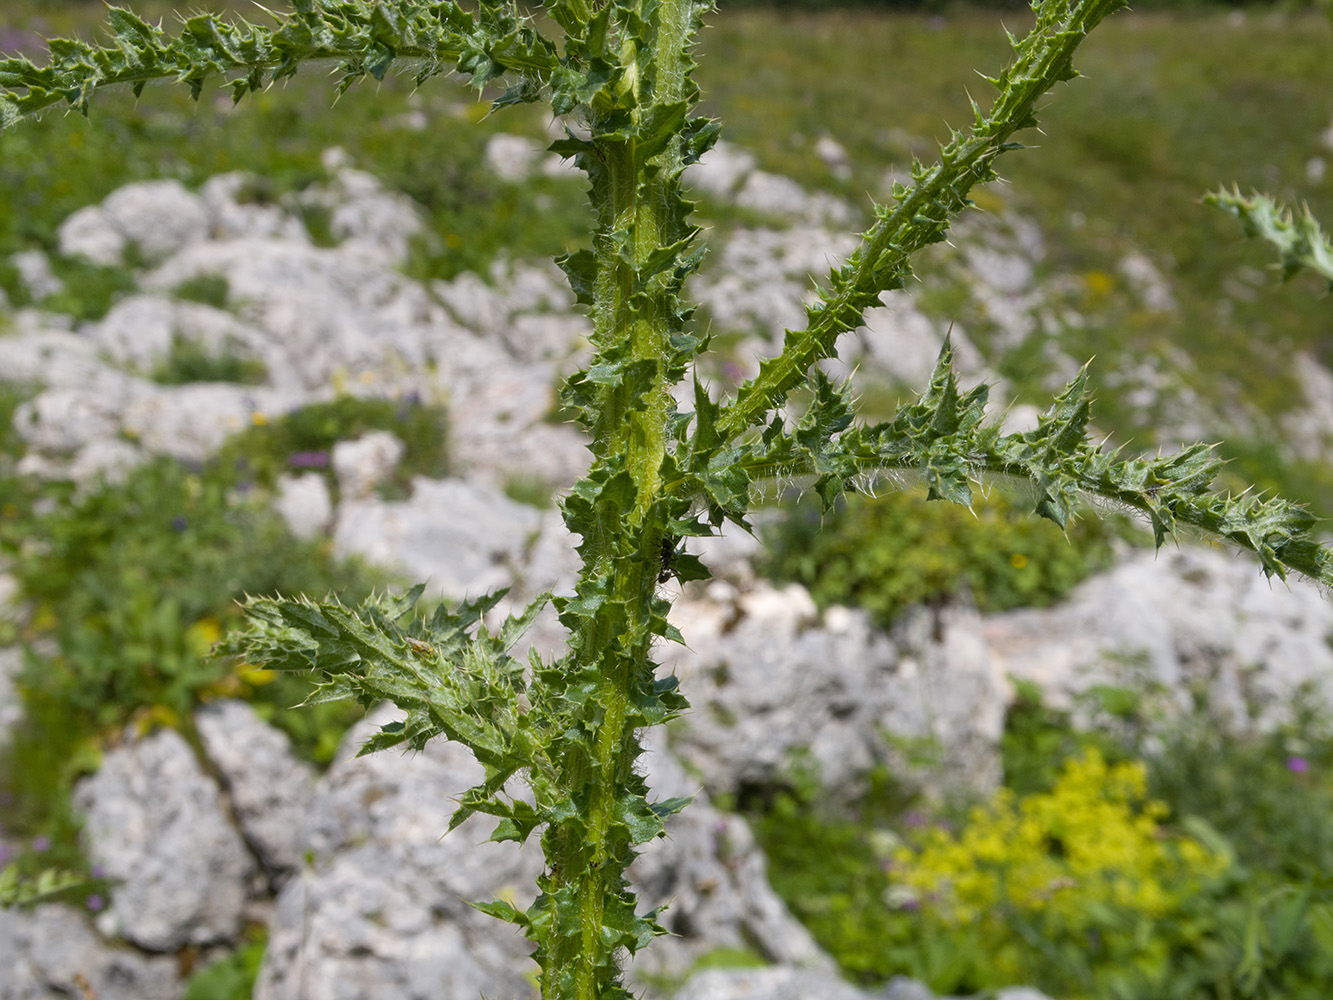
[1206,187,1333,290]
[0,0,560,129]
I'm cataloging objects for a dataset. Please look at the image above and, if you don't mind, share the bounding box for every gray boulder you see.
[628,734,836,986]
[661,580,1007,801]
[985,545,1333,730]
[254,706,544,1000]
[200,172,311,243]
[255,708,834,1000]
[672,967,871,1000]
[672,968,1051,1000]
[687,140,759,199]
[332,430,406,500]
[142,237,440,392]
[333,477,543,600]
[484,132,542,183]
[195,699,319,884]
[307,156,425,262]
[274,472,335,541]
[0,644,22,748]
[690,226,858,343]
[73,726,256,951]
[0,904,181,1000]
[89,294,268,374]
[57,179,209,266]
[9,250,62,301]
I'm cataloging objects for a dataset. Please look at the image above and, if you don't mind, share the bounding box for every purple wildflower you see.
[171,515,188,532]
[86,894,105,912]
[31,835,51,852]
[1287,756,1310,774]
[288,450,330,468]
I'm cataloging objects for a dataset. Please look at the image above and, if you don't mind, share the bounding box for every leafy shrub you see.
[1145,700,1333,885]
[214,394,450,500]
[150,335,268,386]
[890,750,1235,996]
[744,767,928,985]
[182,931,267,1000]
[171,272,231,310]
[35,254,138,322]
[2,457,374,724]
[1000,677,1139,796]
[762,489,1118,627]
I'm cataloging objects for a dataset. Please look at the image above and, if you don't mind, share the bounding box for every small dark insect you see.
[658,534,678,584]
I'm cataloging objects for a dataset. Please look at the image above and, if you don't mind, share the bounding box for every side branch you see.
[0,0,558,130]
[1205,188,1333,290]
[735,350,1333,589]
[715,0,1127,442]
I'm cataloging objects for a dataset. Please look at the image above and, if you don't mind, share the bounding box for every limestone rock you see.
[661,581,1007,800]
[690,226,859,343]
[56,204,128,267]
[628,734,836,985]
[0,644,22,748]
[73,726,256,951]
[332,431,406,500]
[89,294,267,374]
[200,172,311,243]
[333,477,543,600]
[672,967,870,1000]
[0,328,105,389]
[0,904,181,1000]
[671,968,1050,1000]
[274,472,334,541]
[254,709,832,1000]
[56,179,210,267]
[254,706,544,1000]
[9,250,62,301]
[103,179,211,265]
[841,292,985,388]
[297,161,425,262]
[142,238,441,391]
[485,132,541,183]
[985,545,1333,731]
[687,140,759,199]
[195,699,319,883]
[120,383,306,462]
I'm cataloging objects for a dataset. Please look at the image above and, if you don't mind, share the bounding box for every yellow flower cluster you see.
[893,750,1228,930]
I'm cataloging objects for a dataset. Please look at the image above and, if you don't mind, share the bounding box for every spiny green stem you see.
[0,1,558,128]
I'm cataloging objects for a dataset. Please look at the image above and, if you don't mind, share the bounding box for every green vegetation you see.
[150,336,268,386]
[182,930,267,1000]
[213,394,450,500]
[762,489,1118,627]
[0,399,438,885]
[748,699,1333,999]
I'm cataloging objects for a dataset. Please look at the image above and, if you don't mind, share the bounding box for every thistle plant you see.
[5,2,1333,998]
